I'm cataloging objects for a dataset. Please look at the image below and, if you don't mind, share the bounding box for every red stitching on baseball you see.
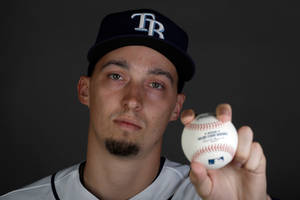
[192,144,235,162]
[185,121,224,131]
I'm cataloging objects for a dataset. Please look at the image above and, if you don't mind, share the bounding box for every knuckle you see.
[238,126,254,139]
[235,151,249,163]
[252,142,265,157]
[238,125,252,133]
[252,141,261,149]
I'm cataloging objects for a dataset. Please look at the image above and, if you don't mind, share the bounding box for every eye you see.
[109,73,123,80]
[150,82,164,89]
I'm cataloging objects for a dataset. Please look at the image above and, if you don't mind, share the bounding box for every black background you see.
[1,0,299,199]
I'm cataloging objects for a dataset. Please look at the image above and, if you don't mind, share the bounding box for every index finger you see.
[180,109,196,125]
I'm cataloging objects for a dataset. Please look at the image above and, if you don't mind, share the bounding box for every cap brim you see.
[87,35,195,81]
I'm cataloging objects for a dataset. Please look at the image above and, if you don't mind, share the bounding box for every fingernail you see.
[220,106,230,115]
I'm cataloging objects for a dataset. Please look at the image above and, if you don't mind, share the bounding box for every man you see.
[1,9,272,200]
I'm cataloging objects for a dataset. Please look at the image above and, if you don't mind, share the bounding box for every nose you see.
[122,82,143,112]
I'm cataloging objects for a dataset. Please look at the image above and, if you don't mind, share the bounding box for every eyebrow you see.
[101,59,129,71]
[148,68,174,84]
[101,59,174,84]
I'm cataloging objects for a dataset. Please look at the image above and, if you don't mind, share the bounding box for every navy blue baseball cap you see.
[87,9,195,91]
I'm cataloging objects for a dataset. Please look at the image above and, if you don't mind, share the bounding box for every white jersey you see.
[1,158,201,200]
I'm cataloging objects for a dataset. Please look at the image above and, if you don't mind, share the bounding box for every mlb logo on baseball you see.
[208,156,224,165]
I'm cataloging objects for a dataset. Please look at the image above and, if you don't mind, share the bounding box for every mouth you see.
[113,118,143,131]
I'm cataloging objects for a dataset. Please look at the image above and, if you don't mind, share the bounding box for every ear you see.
[169,94,186,121]
[77,76,90,107]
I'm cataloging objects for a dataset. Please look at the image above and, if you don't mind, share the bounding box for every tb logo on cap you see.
[131,13,165,39]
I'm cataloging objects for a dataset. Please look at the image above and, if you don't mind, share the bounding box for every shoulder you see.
[0,164,80,200]
[131,158,201,200]
[163,159,202,200]
[163,158,190,178]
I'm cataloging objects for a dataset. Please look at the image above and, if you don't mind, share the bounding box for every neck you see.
[83,131,162,200]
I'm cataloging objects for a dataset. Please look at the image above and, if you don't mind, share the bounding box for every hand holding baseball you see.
[181,104,270,200]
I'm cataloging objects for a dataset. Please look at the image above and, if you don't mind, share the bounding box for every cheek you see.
[143,101,176,143]
[89,86,119,122]
[90,77,122,106]
[144,93,177,123]
[88,89,122,138]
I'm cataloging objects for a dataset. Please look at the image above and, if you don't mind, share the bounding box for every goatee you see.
[105,138,140,156]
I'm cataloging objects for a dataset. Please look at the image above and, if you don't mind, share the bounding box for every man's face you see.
[79,45,185,158]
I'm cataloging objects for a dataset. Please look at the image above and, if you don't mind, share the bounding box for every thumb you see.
[190,161,212,198]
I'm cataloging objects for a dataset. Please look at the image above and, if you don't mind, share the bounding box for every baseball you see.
[181,113,238,169]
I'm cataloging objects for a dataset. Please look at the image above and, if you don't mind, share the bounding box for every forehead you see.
[93,45,178,80]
